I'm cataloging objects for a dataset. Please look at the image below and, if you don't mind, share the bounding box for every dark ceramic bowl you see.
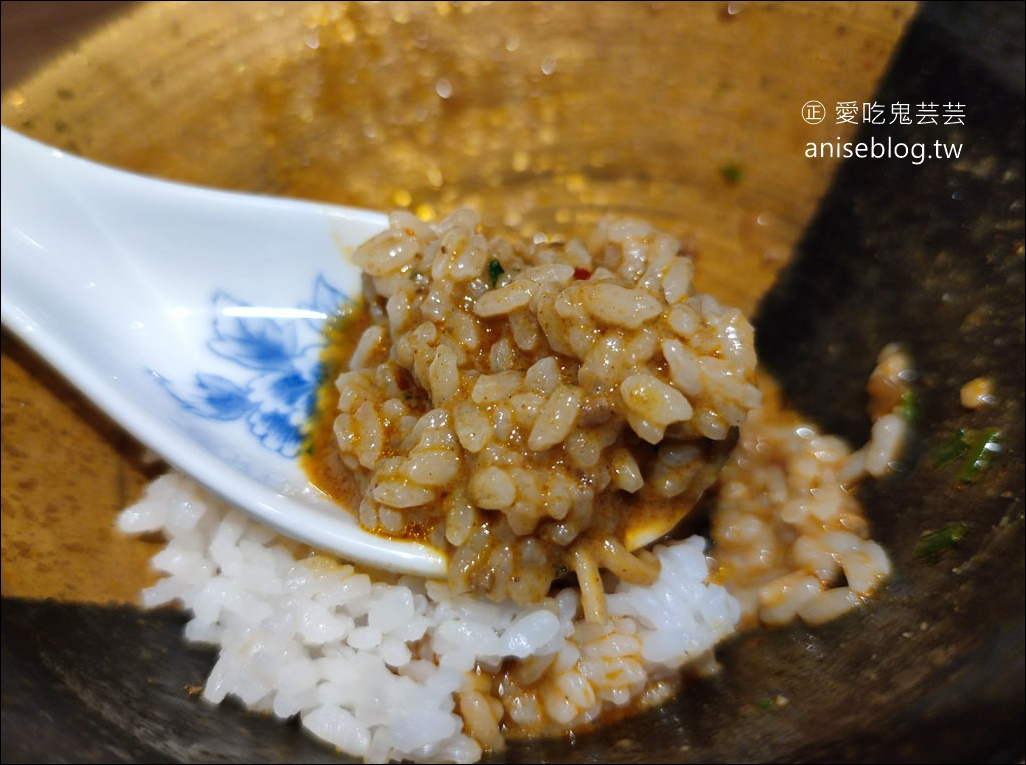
[2,2,1023,762]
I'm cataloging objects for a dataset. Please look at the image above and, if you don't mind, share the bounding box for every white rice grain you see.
[118,473,741,764]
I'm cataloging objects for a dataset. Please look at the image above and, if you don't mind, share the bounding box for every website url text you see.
[805,137,963,165]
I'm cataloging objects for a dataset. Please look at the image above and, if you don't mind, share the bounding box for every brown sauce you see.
[299,302,372,515]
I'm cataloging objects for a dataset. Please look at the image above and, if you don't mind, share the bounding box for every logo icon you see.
[802,100,825,124]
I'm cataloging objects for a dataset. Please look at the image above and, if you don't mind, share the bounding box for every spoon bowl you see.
[1,126,446,577]
[1,125,722,576]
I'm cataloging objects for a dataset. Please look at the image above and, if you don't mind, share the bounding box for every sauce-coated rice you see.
[328,210,760,614]
[117,217,908,763]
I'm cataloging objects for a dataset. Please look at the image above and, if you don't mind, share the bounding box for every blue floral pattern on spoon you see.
[158,275,345,458]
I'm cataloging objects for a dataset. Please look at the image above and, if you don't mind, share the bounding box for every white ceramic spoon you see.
[0,125,447,577]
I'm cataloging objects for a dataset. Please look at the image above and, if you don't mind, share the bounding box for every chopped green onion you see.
[915,521,970,558]
[898,389,918,423]
[719,162,744,185]
[958,429,1002,483]
[754,696,777,712]
[932,427,1003,482]
[487,258,505,288]
[933,428,969,467]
